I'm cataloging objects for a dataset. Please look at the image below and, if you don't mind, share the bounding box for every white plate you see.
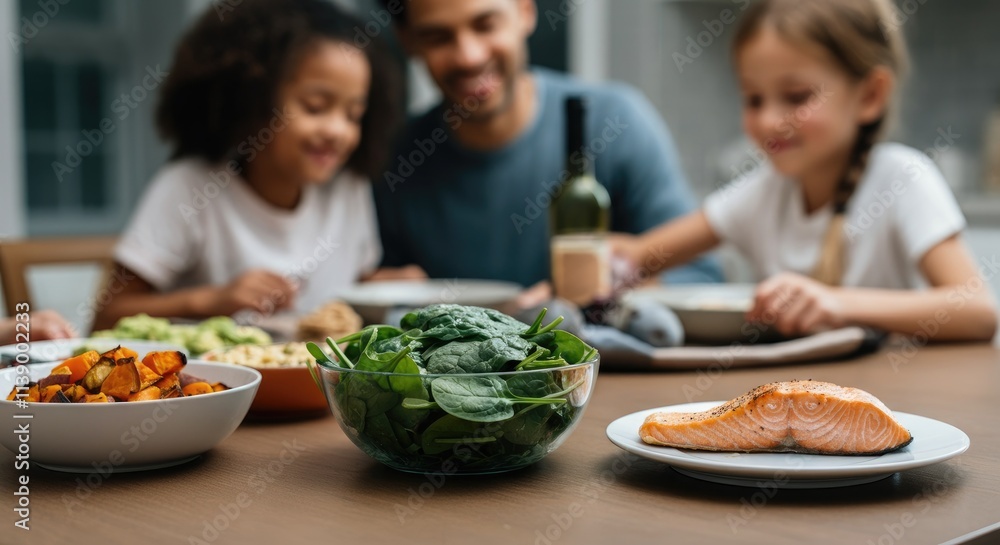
[606,401,970,488]
[340,279,522,323]
[0,361,259,472]
[0,338,188,366]
[624,284,784,344]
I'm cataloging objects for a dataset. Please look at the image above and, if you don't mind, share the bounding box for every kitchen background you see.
[0,0,997,331]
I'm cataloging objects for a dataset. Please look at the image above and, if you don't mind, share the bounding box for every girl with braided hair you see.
[617,0,996,341]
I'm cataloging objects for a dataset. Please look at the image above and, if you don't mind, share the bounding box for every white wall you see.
[0,1,25,317]
[0,1,26,242]
[568,0,607,83]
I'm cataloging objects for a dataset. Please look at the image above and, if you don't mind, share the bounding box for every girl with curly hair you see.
[94,0,417,329]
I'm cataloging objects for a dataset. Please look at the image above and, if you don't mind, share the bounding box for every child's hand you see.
[746,272,846,337]
[214,270,298,316]
[4,310,76,344]
[33,310,78,340]
[607,233,652,291]
[607,233,643,269]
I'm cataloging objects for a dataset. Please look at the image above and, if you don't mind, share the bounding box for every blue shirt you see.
[374,68,722,287]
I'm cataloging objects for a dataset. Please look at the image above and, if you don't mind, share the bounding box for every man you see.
[375,0,721,287]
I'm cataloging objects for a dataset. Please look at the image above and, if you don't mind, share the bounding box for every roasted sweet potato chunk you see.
[82,359,115,391]
[182,382,213,396]
[153,373,179,391]
[100,362,141,400]
[101,345,139,363]
[53,350,100,382]
[127,386,162,402]
[142,351,187,376]
[83,393,110,403]
[160,385,183,399]
[51,390,72,403]
[38,371,72,389]
[5,383,32,401]
[63,384,88,402]
[40,384,64,403]
[136,362,163,389]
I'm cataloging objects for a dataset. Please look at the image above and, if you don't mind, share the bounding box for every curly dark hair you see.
[156,0,401,179]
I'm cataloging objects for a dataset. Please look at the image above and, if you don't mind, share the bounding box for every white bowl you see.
[0,338,188,366]
[0,360,260,472]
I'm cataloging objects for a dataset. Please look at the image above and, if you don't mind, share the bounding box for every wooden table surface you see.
[4,343,1000,545]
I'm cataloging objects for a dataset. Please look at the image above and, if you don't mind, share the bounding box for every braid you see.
[835,119,882,213]
[811,118,883,285]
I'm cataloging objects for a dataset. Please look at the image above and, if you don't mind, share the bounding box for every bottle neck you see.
[565,151,592,179]
[565,97,590,180]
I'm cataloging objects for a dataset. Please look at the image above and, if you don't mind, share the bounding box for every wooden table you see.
[5,343,1000,545]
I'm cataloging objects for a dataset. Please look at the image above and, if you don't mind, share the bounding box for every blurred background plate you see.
[624,284,785,345]
[0,338,187,367]
[340,279,522,324]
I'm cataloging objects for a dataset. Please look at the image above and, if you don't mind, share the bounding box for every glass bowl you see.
[316,355,599,474]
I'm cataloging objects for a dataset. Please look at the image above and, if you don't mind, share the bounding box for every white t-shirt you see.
[703,143,966,289]
[115,159,382,313]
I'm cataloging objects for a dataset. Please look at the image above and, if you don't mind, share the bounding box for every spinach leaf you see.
[526,330,591,364]
[336,325,402,365]
[344,374,398,417]
[429,376,567,423]
[402,304,528,342]
[357,341,428,403]
[306,340,353,369]
[519,358,569,371]
[501,407,554,445]
[521,307,565,337]
[388,402,427,431]
[387,355,427,400]
[365,413,406,455]
[354,326,397,372]
[425,336,532,374]
[335,377,368,431]
[506,372,558,398]
[420,415,498,455]
[374,330,425,367]
[401,398,439,410]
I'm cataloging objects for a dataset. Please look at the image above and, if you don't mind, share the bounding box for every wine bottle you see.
[549,97,613,308]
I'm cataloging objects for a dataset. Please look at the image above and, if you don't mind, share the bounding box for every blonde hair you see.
[733,0,909,285]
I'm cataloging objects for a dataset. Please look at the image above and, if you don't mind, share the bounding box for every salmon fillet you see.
[640,380,913,455]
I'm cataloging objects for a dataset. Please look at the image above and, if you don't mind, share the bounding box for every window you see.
[18,0,130,235]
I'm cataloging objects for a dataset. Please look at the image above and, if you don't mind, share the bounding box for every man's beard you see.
[444,59,524,123]
[464,71,517,123]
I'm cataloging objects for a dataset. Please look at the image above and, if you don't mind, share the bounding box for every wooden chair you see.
[0,236,118,316]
